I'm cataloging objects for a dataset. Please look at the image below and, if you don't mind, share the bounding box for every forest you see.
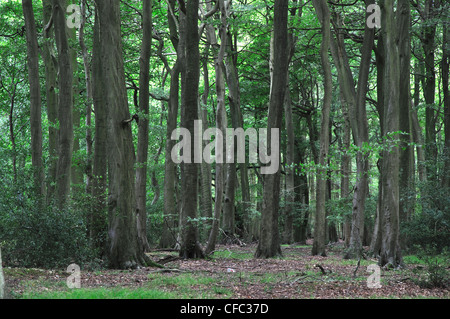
[0,0,449,300]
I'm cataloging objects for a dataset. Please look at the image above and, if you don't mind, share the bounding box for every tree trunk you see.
[53,0,74,210]
[255,0,288,259]
[442,22,450,188]
[0,248,4,299]
[41,0,58,202]
[91,8,108,253]
[179,0,204,259]
[310,0,331,257]
[422,0,437,180]
[397,0,414,247]
[97,0,149,268]
[379,0,402,268]
[22,0,45,201]
[224,29,250,240]
[161,0,181,249]
[79,0,93,198]
[135,0,153,253]
[205,0,228,255]
[343,1,374,259]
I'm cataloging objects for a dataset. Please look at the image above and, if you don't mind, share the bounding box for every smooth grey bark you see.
[311,0,331,257]
[379,0,402,268]
[22,0,45,201]
[179,0,204,259]
[199,44,213,236]
[135,0,153,253]
[205,0,228,255]
[161,0,181,249]
[255,0,288,258]
[53,0,74,210]
[224,31,251,240]
[342,1,374,259]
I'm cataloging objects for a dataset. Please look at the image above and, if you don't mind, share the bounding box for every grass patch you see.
[146,272,233,298]
[21,287,177,299]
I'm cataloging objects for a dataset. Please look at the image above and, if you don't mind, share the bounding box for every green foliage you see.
[0,185,96,269]
[410,247,449,289]
[403,180,450,253]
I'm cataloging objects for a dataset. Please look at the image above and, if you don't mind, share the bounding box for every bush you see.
[0,194,95,269]
[411,247,449,289]
[402,181,450,253]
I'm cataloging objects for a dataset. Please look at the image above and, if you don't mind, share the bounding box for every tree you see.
[135,0,153,253]
[22,0,45,201]
[379,0,402,268]
[96,0,149,268]
[311,0,332,257]
[179,0,204,259]
[51,0,74,210]
[255,0,289,259]
[41,0,58,203]
[91,6,108,252]
[205,0,228,256]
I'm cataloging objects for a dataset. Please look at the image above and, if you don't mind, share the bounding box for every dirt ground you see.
[3,241,449,299]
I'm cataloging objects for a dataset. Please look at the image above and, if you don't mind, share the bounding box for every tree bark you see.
[255,0,288,259]
[397,0,414,247]
[422,0,438,179]
[135,0,153,253]
[41,0,58,202]
[310,0,331,257]
[179,0,204,259]
[53,0,74,210]
[96,0,149,268]
[161,0,181,249]
[79,0,93,198]
[442,22,450,188]
[379,0,402,268]
[22,0,45,201]
[91,7,108,253]
[205,0,228,255]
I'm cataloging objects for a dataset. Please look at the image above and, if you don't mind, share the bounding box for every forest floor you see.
[3,241,449,299]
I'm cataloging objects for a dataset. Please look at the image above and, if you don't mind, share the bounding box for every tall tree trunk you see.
[255,0,288,258]
[179,0,204,259]
[205,0,228,255]
[442,22,450,188]
[224,29,250,240]
[135,0,153,253]
[311,0,331,257]
[22,0,45,201]
[397,0,414,247]
[41,0,58,202]
[161,0,181,249]
[96,0,149,268]
[53,0,74,210]
[199,44,213,238]
[422,0,437,179]
[340,92,351,247]
[343,0,374,259]
[79,0,93,198]
[91,8,108,253]
[379,0,402,268]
